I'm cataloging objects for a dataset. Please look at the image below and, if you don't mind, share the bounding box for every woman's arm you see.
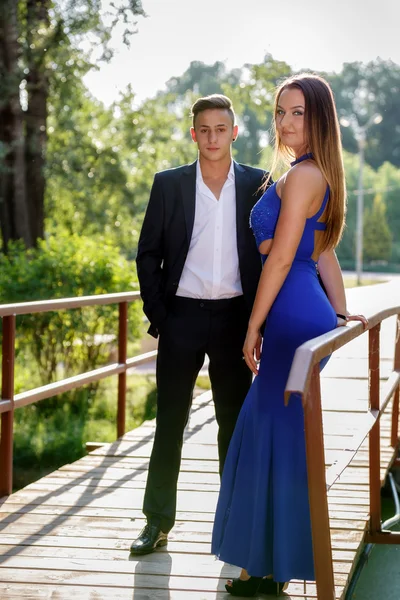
[317,249,347,316]
[243,165,322,374]
[318,249,369,329]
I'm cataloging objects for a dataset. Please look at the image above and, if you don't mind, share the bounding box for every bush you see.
[0,233,147,489]
[363,194,392,263]
[0,233,143,395]
[12,374,157,490]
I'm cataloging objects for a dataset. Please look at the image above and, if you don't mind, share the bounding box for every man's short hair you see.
[191,94,235,127]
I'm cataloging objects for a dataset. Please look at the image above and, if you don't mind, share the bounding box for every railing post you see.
[369,323,381,535]
[304,364,335,600]
[0,315,16,497]
[390,315,400,448]
[117,302,128,438]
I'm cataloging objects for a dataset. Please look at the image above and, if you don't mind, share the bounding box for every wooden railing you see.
[0,292,156,497]
[285,299,400,600]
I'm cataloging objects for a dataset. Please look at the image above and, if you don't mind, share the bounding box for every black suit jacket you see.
[136,160,269,338]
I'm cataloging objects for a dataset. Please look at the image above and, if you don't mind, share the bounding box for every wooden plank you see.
[0,555,355,582]
[0,503,370,529]
[44,469,222,485]
[0,512,367,537]
[0,504,214,522]
[0,535,358,564]
[0,569,346,596]
[0,545,357,571]
[0,582,344,600]
[62,455,221,473]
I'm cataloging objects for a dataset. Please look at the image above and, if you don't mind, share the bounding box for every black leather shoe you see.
[225,576,262,596]
[130,522,168,555]
[259,578,288,596]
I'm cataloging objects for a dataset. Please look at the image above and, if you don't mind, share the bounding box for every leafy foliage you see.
[326,59,400,169]
[13,373,156,490]
[0,233,142,390]
[0,0,146,249]
[363,194,392,263]
[336,151,378,263]
[374,162,400,262]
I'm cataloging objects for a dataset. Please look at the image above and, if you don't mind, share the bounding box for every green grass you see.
[13,373,157,490]
[195,375,211,390]
[343,278,388,288]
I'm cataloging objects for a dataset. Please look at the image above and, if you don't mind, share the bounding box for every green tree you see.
[45,83,197,256]
[0,0,145,251]
[161,54,292,167]
[326,59,400,169]
[165,60,228,97]
[222,55,292,166]
[115,87,197,217]
[363,193,392,263]
[374,161,400,262]
[45,76,138,253]
[336,151,377,263]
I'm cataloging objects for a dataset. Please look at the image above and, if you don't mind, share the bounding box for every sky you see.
[84,0,400,106]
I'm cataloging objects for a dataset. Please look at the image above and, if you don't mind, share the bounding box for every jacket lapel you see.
[180,161,197,245]
[234,161,250,257]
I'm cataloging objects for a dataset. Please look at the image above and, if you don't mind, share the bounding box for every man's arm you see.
[136,173,168,337]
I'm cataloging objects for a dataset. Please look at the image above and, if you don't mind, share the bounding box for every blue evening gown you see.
[211,154,337,582]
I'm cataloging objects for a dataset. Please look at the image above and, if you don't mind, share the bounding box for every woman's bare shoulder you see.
[287,160,326,188]
[275,161,326,210]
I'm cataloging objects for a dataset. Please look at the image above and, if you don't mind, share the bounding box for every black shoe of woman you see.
[259,578,288,596]
[225,576,262,597]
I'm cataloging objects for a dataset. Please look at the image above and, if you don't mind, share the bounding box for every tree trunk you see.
[25,0,49,243]
[0,0,32,251]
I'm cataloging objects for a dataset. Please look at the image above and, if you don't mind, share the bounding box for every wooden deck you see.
[0,314,398,600]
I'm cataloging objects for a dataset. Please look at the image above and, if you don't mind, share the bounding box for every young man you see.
[131,94,269,555]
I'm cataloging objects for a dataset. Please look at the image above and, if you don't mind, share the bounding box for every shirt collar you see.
[196,159,235,183]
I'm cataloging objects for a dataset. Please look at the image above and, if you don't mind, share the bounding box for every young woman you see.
[211,73,367,597]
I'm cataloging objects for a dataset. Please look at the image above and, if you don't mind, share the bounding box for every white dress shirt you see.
[176,160,243,299]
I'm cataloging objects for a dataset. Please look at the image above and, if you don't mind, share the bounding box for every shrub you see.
[0,233,148,489]
[363,194,392,263]
[0,233,143,397]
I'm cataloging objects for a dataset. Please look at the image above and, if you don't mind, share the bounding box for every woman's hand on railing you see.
[337,313,369,330]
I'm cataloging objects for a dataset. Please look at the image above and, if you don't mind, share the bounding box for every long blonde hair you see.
[267,73,346,252]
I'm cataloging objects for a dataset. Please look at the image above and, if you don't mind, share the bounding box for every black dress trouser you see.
[143,295,252,532]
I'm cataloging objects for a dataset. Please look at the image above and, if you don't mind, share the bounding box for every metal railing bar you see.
[0,291,141,317]
[117,302,128,438]
[285,322,367,404]
[0,315,16,496]
[286,305,400,403]
[126,350,158,368]
[12,363,127,409]
[391,316,400,447]
[325,369,399,490]
[1,351,158,412]
[325,410,378,490]
[304,365,336,599]
[0,400,12,415]
[368,325,381,535]
[379,370,400,414]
